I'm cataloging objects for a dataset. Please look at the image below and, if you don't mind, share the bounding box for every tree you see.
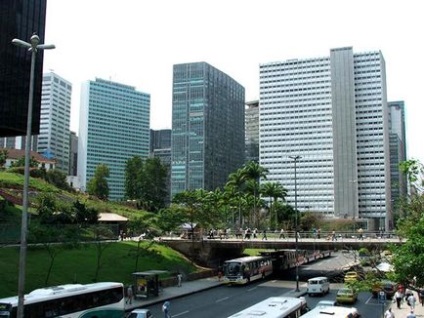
[125,156,143,200]
[391,217,424,287]
[226,169,247,227]
[399,159,424,193]
[35,192,57,223]
[87,164,110,200]
[45,169,72,191]
[90,225,114,282]
[73,200,99,225]
[124,156,168,212]
[261,182,287,229]
[140,157,168,212]
[0,149,8,169]
[242,161,268,227]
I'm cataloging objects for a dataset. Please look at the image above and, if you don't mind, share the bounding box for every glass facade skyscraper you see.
[78,78,150,200]
[171,62,245,197]
[0,0,47,137]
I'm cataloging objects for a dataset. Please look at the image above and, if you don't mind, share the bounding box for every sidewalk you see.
[124,277,308,312]
[389,293,424,318]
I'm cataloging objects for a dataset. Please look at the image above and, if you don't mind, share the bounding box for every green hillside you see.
[0,171,201,298]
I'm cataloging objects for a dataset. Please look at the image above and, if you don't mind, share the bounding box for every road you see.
[142,252,387,317]
[143,280,387,318]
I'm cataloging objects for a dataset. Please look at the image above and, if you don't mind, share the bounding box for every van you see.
[307,276,330,296]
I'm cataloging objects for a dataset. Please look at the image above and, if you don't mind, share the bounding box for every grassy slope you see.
[0,171,198,298]
[0,241,198,298]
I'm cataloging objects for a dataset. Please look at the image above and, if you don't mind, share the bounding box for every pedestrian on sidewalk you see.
[406,310,416,318]
[395,289,403,309]
[126,285,133,305]
[419,288,424,306]
[384,307,395,318]
[177,272,183,287]
[262,229,267,240]
[408,293,417,311]
[384,307,394,318]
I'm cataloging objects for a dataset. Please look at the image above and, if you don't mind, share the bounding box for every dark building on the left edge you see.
[0,0,47,137]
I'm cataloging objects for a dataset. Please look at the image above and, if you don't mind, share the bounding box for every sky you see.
[43,0,423,164]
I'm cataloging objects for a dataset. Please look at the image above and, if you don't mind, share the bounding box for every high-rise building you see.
[150,129,172,205]
[150,129,171,153]
[37,72,72,173]
[171,62,245,197]
[260,47,392,230]
[388,101,407,213]
[245,100,259,163]
[0,0,47,137]
[69,131,78,176]
[78,78,150,200]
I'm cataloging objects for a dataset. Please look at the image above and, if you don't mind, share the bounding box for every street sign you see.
[379,291,386,303]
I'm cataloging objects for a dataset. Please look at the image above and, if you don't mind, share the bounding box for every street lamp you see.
[289,155,301,292]
[12,34,55,318]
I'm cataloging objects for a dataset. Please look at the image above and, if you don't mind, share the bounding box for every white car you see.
[127,308,154,318]
[315,300,337,308]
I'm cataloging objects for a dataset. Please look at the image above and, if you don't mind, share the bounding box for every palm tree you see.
[225,168,247,227]
[261,182,288,229]
[242,161,268,227]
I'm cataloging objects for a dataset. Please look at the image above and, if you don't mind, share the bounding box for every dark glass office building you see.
[171,62,245,197]
[0,0,47,137]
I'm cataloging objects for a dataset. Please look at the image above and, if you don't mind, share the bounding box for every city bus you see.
[227,296,309,318]
[0,282,125,318]
[300,305,360,318]
[223,255,273,285]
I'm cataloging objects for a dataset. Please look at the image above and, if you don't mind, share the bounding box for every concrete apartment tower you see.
[259,47,392,230]
[78,78,150,200]
[171,62,245,197]
[37,72,72,173]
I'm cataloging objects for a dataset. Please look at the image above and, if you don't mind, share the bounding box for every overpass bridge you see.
[160,235,403,267]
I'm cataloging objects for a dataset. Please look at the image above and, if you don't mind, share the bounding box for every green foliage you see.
[87,164,110,200]
[10,156,39,168]
[0,149,8,169]
[44,169,73,191]
[73,200,99,225]
[124,156,168,212]
[0,241,198,298]
[358,248,370,256]
[35,192,57,223]
[390,215,424,287]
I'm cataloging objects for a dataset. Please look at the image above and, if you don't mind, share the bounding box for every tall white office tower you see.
[38,72,72,173]
[78,78,150,200]
[259,47,392,230]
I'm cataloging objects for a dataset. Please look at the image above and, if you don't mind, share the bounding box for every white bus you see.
[227,296,309,318]
[300,306,360,318]
[0,282,125,318]
[223,255,273,285]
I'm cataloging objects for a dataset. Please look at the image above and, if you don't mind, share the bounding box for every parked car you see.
[336,287,358,304]
[371,280,398,299]
[127,309,154,318]
[344,271,359,283]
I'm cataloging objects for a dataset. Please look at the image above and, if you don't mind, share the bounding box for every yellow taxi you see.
[344,271,359,283]
[336,287,358,304]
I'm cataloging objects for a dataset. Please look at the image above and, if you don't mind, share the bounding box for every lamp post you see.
[289,155,301,292]
[12,34,55,318]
